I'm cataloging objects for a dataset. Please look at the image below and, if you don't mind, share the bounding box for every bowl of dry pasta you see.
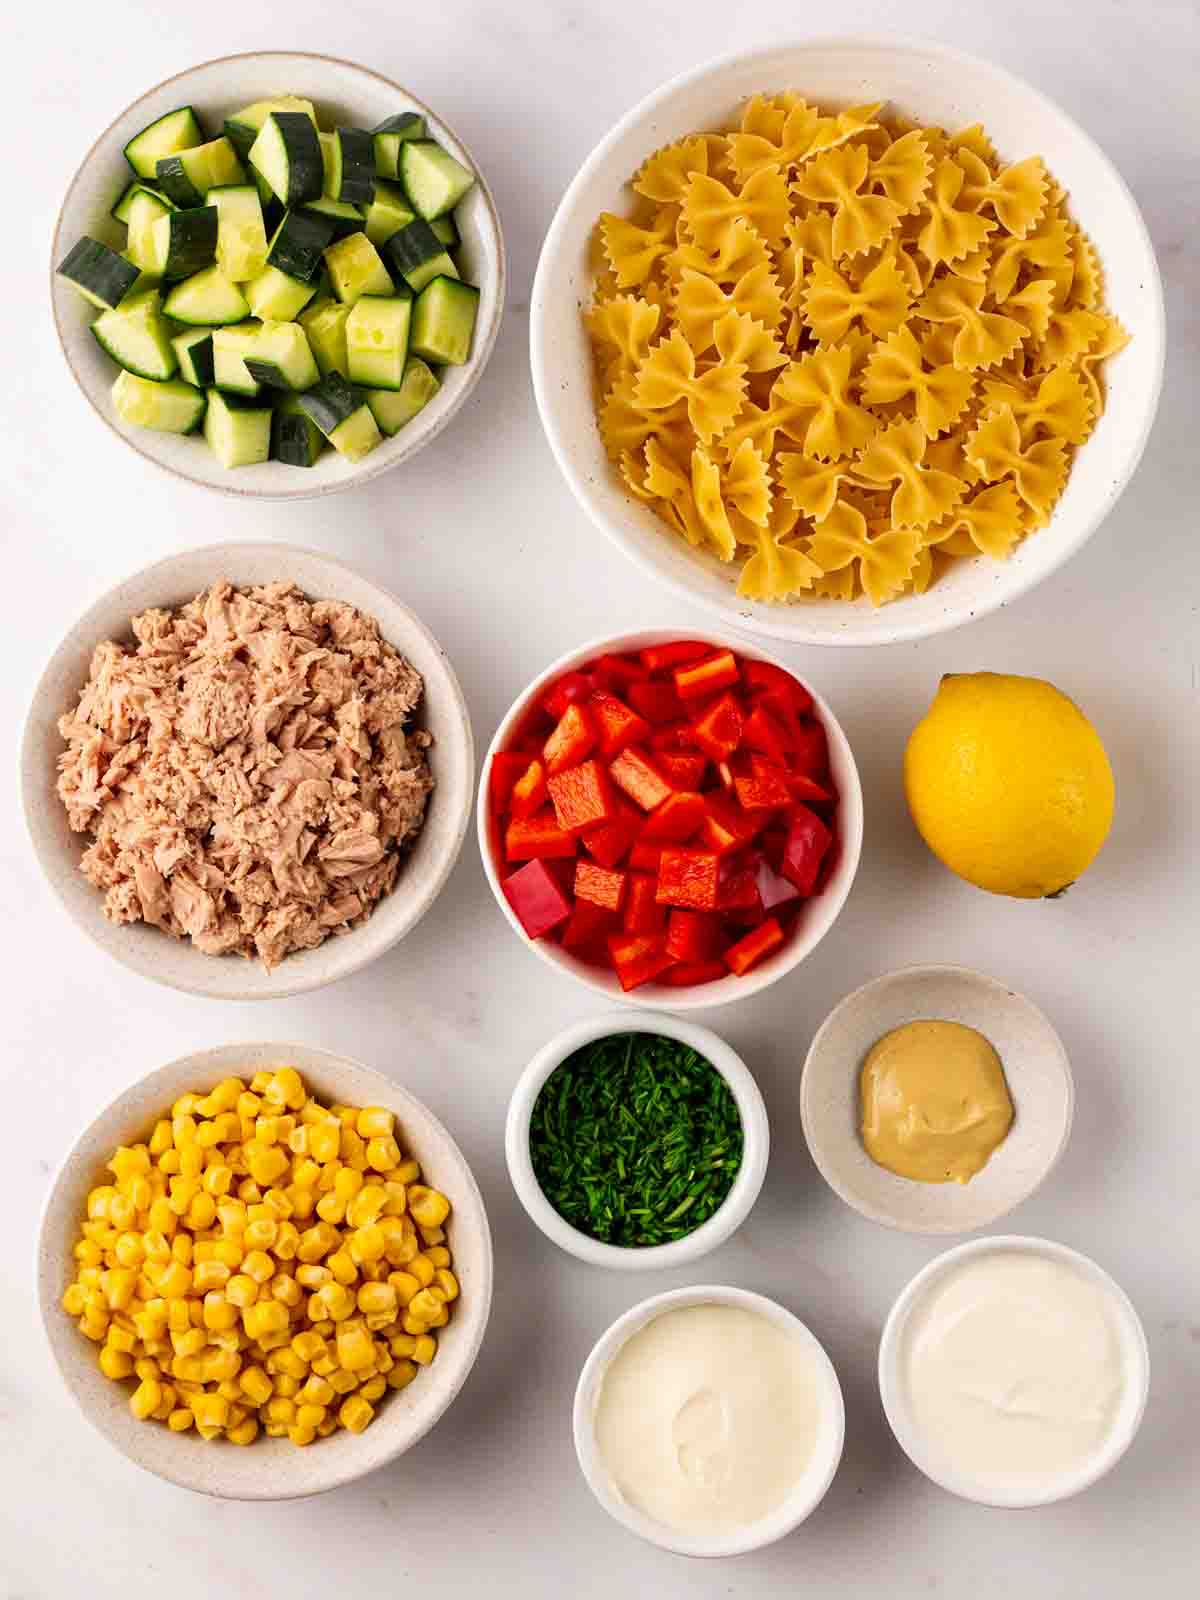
[530,37,1164,645]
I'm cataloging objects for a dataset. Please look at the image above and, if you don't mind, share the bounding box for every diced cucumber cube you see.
[366,359,439,434]
[345,296,411,390]
[323,233,393,305]
[411,276,479,365]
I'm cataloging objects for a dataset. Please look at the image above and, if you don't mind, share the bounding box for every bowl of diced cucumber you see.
[51,52,505,496]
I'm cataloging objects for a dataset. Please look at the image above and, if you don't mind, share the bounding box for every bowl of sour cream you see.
[879,1236,1150,1508]
[574,1285,845,1556]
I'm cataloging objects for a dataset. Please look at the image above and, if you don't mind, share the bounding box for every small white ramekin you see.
[478,628,863,1011]
[878,1235,1151,1508]
[505,1011,768,1270]
[573,1284,845,1556]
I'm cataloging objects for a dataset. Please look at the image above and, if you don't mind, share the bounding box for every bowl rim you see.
[573,1283,845,1555]
[36,1040,494,1499]
[877,1233,1150,1507]
[529,32,1167,646]
[504,1009,769,1270]
[50,49,507,502]
[20,540,475,1000]
[475,627,864,1009]
[799,963,1076,1234]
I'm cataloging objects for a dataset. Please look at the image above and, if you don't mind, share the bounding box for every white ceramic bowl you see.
[505,1011,769,1269]
[51,51,505,499]
[800,965,1074,1234]
[530,36,1165,645]
[574,1284,845,1555]
[21,542,474,1000]
[37,1041,493,1500]
[477,629,863,1009]
[878,1235,1150,1507]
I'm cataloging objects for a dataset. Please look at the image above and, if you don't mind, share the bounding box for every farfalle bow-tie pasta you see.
[586,93,1127,605]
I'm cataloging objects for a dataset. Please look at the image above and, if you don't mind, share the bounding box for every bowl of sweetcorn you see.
[37,1041,492,1498]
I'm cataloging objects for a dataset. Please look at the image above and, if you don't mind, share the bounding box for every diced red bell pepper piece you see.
[756,858,801,911]
[656,848,721,911]
[606,930,677,991]
[640,790,707,844]
[501,859,573,939]
[718,858,763,913]
[743,704,795,766]
[665,908,722,963]
[742,660,813,719]
[734,761,793,812]
[546,759,616,834]
[623,872,665,935]
[543,670,595,721]
[791,719,830,780]
[781,804,833,895]
[559,898,614,953]
[574,860,627,913]
[505,807,577,861]
[593,652,647,690]
[701,794,765,854]
[723,916,785,976]
[628,841,662,873]
[649,720,699,752]
[691,693,744,762]
[582,796,642,868]
[674,650,739,700]
[488,752,527,815]
[663,960,729,987]
[590,689,651,757]
[510,758,549,819]
[543,702,596,775]
[638,640,711,673]
[652,752,707,789]
[786,771,834,806]
[627,678,685,725]
[609,746,674,812]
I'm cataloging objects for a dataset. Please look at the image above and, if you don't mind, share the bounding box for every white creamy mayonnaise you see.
[592,1304,822,1533]
[901,1251,1125,1489]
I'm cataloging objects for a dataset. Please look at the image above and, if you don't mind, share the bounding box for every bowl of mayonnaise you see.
[573,1284,845,1556]
[878,1235,1150,1508]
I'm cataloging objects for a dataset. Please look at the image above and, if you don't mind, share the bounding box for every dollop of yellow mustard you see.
[859,1020,1014,1184]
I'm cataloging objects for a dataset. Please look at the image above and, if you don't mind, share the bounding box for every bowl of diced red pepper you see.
[478,633,863,1007]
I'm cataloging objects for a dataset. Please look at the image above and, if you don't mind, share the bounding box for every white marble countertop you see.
[3,1,1198,1593]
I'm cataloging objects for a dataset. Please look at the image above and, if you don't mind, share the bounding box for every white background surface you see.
[2,1,1197,1593]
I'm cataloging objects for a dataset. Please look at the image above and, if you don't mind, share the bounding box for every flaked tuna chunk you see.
[55,581,434,970]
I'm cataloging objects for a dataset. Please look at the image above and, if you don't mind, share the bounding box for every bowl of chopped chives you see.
[505,1012,768,1269]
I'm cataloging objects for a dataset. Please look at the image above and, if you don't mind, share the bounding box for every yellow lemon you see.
[904,672,1115,898]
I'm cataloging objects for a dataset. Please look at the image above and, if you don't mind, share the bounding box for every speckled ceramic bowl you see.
[37,1042,493,1500]
[21,543,474,1000]
[800,965,1074,1233]
[51,51,505,499]
[530,36,1164,644]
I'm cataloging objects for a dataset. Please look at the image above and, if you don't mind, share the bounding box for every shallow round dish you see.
[506,1011,769,1269]
[530,35,1164,645]
[878,1234,1149,1507]
[51,51,505,500]
[37,1041,493,1500]
[574,1284,844,1555]
[477,629,863,1010]
[21,542,474,1000]
[800,965,1074,1233]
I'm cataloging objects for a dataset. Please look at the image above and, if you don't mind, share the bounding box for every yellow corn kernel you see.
[108,1194,138,1232]
[192,1260,230,1293]
[389,1332,417,1358]
[246,1144,290,1188]
[99,1344,134,1380]
[407,1254,435,1289]
[271,1346,307,1381]
[201,1350,243,1385]
[171,1114,198,1149]
[170,1233,193,1266]
[326,1249,358,1286]
[267,1223,297,1264]
[322,1365,357,1395]
[429,1247,452,1270]
[336,1321,375,1372]
[346,1185,387,1229]
[355,1107,393,1140]
[401,1312,430,1337]
[211,1237,244,1270]
[359,1374,387,1403]
[407,1185,451,1230]
[243,1217,278,1253]
[202,1292,238,1332]
[130,1379,162,1420]
[73,1239,104,1269]
[296,1221,339,1264]
[287,1423,316,1447]
[433,1268,458,1303]
[184,1192,217,1232]
[365,1136,401,1173]
[296,1372,335,1407]
[192,1393,230,1430]
[225,1273,259,1309]
[335,1166,365,1204]
[99,1267,137,1311]
[203,1164,233,1197]
[254,1115,283,1147]
[411,1334,437,1366]
[172,1324,208,1358]
[265,1394,296,1425]
[238,1091,263,1123]
[349,1224,386,1265]
[237,1365,272,1406]
[167,1407,194,1432]
[328,1103,357,1129]
[295,1263,332,1291]
[309,1124,340,1165]
[388,1358,418,1390]
[387,1272,421,1308]
[322,1283,356,1322]
[394,1159,421,1185]
[148,1120,173,1157]
[408,1287,447,1324]
[109,1146,151,1183]
[357,1281,398,1319]
[62,1283,88,1317]
[286,1186,316,1221]
[264,1189,294,1224]
[216,1198,247,1234]
[113,1232,145,1270]
[339,1129,368,1172]
[262,1067,304,1110]
[241,1250,275,1285]
[151,1382,178,1420]
[338,1395,375,1434]
[271,1372,299,1398]
[270,1274,302,1309]
[295,1403,327,1430]
[228,1416,259,1446]
[157,1150,181,1175]
[108,1321,138,1354]
[244,1299,290,1340]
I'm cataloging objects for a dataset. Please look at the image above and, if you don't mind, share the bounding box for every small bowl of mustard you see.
[800,965,1074,1235]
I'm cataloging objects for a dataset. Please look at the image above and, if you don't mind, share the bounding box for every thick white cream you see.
[592,1304,822,1534]
[901,1251,1125,1489]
